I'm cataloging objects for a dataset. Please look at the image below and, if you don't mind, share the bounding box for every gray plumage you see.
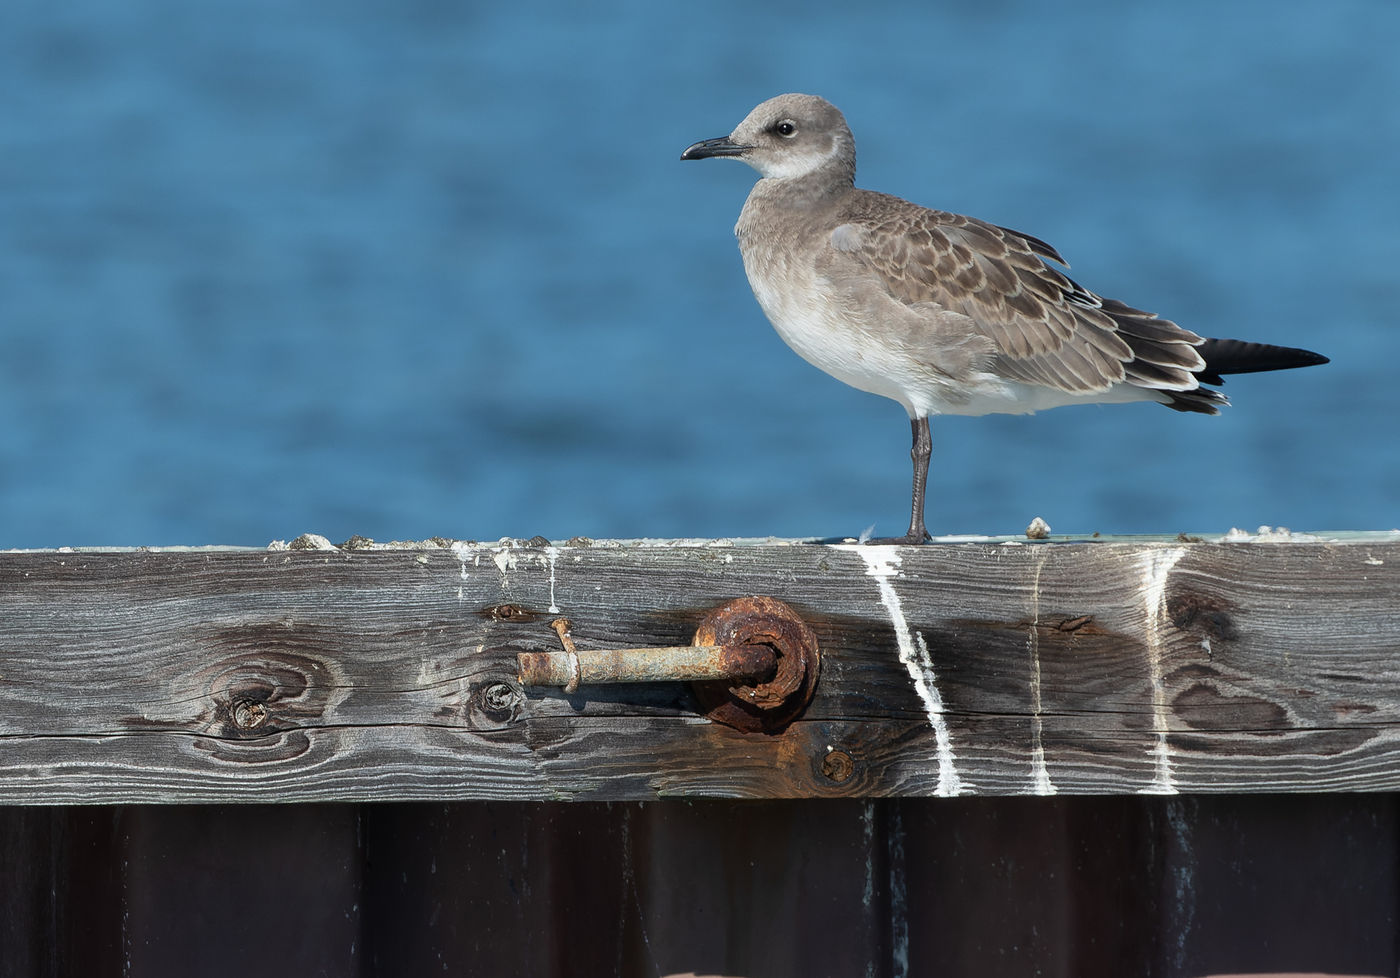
[682,93,1327,542]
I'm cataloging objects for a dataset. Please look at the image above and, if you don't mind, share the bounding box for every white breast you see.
[741,252,925,409]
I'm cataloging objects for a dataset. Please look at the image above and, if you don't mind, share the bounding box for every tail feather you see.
[1161,386,1228,415]
[1157,337,1326,415]
[1196,338,1329,386]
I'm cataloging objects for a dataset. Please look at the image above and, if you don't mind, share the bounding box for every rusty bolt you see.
[517,635,777,693]
[691,596,820,735]
[516,616,778,691]
[513,597,821,734]
[482,603,538,622]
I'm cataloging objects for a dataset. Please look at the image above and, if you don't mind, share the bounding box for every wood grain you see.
[1,537,1398,802]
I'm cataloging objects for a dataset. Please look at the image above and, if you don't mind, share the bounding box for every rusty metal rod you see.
[517,643,777,691]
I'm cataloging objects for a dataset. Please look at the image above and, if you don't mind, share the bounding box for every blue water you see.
[2,0,1396,547]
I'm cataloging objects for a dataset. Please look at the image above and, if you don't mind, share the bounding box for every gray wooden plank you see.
[1,538,1398,802]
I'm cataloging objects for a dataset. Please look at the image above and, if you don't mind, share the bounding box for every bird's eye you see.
[773,120,797,137]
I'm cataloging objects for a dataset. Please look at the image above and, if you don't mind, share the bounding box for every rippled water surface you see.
[2,0,1395,546]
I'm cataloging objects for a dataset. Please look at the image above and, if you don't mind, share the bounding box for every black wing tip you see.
[1198,338,1330,378]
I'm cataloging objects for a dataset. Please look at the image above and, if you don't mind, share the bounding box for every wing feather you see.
[825,191,1207,397]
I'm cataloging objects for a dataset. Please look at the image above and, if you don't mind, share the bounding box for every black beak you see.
[680,136,750,161]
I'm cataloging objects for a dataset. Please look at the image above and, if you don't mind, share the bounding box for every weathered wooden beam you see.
[1,534,1398,803]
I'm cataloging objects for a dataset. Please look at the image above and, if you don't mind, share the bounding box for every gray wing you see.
[824,194,1209,398]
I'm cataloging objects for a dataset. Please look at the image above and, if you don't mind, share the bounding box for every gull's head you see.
[681,93,855,183]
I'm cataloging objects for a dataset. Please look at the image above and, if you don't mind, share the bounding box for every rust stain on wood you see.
[479,602,541,622]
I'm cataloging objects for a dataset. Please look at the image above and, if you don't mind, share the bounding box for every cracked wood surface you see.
[1,537,1398,803]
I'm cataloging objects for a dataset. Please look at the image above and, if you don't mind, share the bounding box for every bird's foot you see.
[864,530,932,546]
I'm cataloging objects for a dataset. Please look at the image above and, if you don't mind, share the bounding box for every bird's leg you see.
[869,416,933,545]
[903,416,933,544]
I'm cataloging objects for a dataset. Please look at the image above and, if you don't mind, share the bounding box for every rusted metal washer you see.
[690,595,820,734]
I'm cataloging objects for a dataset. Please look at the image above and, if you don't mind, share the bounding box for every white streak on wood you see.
[851,546,965,796]
[1140,547,1186,795]
[449,541,472,580]
[1027,550,1057,796]
[449,541,473,601]
[912,632,964,796]
[544,546,561,614]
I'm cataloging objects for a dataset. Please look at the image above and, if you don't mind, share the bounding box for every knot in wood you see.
[231,699,268,731]
[820,749,855,783]
[469,681,524,728]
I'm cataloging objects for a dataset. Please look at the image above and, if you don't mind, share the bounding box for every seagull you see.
[681,93,1328,544]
